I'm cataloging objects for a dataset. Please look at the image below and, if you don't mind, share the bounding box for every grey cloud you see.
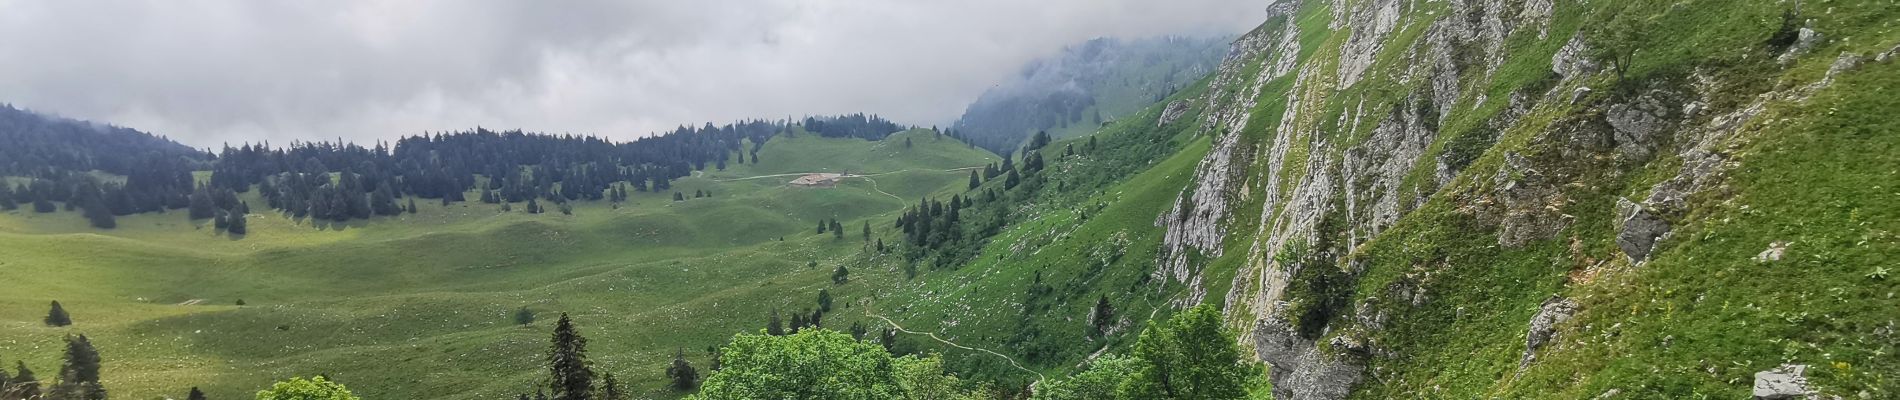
[0,0,1265,147]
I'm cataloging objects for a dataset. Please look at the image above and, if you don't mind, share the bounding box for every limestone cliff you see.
[1155,0,1900,398]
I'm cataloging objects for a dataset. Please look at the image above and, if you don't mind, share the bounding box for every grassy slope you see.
[0,130,994,399]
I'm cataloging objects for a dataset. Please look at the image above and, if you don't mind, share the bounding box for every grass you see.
[0,131,992,399]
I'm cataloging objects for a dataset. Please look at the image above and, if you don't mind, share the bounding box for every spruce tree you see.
[766,309,785,336]
[665,349,698,391]
[228,211,248,235]
[817,289,833,312]
[45,301,72,327]
[546,313,594,400]
[598,372,624,400]
[968,170,981,190]
[50,334,105,400]
[515,307,536,325]
[1091,295,1116,339]
[187,387,206,400]
[407,198,418,214]
[861,221,870,242]
[831,265,850,285]
[12,361,39,399]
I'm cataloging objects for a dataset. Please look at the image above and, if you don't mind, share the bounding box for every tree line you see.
[2,106,918,230]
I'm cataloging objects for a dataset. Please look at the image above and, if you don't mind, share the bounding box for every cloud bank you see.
[0,0,1266,147]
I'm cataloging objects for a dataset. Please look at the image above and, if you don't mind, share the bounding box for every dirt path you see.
[865,312,1046,382]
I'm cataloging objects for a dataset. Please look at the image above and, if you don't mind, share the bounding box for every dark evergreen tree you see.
[831,265,850,285]
[672,192,684,202]
[598,372,624,400]
[968,170,981,190]
[1004,169,1021,190]
[44,301,71,327]
[1091,295,1116,339]
[546,313,594,400]
[808,308,823,328]
[515,307,536,325]
[526,198,542,214]
[850,321,869,341]
[817,289,833,312]
[186,386,206,400]
[407,198,418,214]
[11,361,39,400]
[766,310,784,336]
[49,334,105,400]
[227,210,248,235]
[665,349,698,391]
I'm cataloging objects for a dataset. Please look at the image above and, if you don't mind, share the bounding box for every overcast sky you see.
[0,0,1265,147]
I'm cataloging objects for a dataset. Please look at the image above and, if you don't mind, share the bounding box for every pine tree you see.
[11,361,39,400]
[766,310,784,336]
[515,307,536,325]
[598,372,624,400]
[1004,169,1021,190]
[228,210,248,235]
[672,192,684,201]
[808,308,823,328]
[546,313,594,400]
[527,198,542,214]
[831,265,850,285]
[1091,295,1116,339]
[50,334,105,400]
[968,170,981,190]
[407,198,418,214]
[862,221,871,242]
[187,387,206,400]
[45,301,72,327]
[850,321,869,341]
[665,349,698,391]
[817,289,833,312]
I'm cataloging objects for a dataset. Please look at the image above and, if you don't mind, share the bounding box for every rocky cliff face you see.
[1156,0,1898,398]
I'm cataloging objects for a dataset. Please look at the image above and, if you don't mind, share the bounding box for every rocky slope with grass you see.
[1147,0,1898,398]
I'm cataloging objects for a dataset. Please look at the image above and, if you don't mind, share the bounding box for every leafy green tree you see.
[892,355,989,400]
[546,313,594,400]
[48,334,106,400]
[1585,0,1661,81]
[690,330,902,400]
[45,301,72,327]
[666,349,699,391]
[254,376,359,400]
[1118,304,1256,400]
[1030,355,1139,400]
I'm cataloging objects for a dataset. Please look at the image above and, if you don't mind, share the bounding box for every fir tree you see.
[187,387,206,400]
[831,265,850,285]
[407,198,418,214]
[665,349,698,391]
[526,198,542,214]
[817,289,833,312]
[968,170,981,190]
[515,307,536,325]
[598,372,624,400]
[766,310,784,336]
[861,221,871,242]
[50,334,106,400]
[45,301,72,327]
[11,361,39,400]
[546,313,594,400]
[672,192,684,201]
[227,210,248,235]
[1090,295,1116,339]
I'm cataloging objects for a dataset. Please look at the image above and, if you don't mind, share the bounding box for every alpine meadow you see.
[1,1,1897,399]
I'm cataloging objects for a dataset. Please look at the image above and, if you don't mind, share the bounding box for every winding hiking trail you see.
[865,311,1047,383]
